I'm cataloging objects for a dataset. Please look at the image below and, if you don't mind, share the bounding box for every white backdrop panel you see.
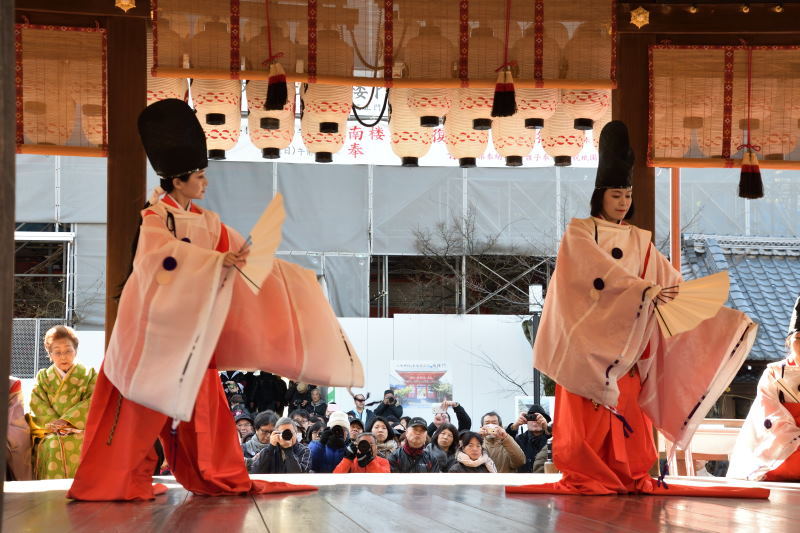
[372,166,463,254]
[15,155,56,222]
[201,161,275,238]
[74,223,107,329]
[335,315,533,430]
[60,157,107,223]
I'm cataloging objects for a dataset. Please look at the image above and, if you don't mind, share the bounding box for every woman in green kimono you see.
[30,325,97,479]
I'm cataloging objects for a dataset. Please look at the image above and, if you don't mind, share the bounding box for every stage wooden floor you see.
[4,474,800,533]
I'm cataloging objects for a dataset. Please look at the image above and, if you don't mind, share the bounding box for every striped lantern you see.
[404,25,456,127]
[540,105,585,166]
[492,115,534,166]
[560,89,611,130]
[516,88,559,130]
[191,79,242,160]
[301,111,344,163]
[300,83,351,162]
[455,88,495,131]
[444,107,489,167]
[146,22,187,105]
[246,80,296,159]
[22,58,75,146]
[389,88,432,166]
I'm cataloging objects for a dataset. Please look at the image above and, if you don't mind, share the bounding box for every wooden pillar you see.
[0,0,16,503]
[613,33,656,237]
[105,15,147,344]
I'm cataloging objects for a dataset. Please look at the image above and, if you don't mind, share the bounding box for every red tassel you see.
[265,62,288,111]
[739,150,763,199]
[491,69,516,117]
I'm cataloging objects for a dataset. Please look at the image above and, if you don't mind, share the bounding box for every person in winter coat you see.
[373,389,403,420]
[427,400,471,437]
[448,432,497,473]
[425,423,459,471]
[333,432,390,473]
[307,388,327,418]
[246,372,287,415]
[367,416,398,459]
[309,411,350,473]
[479,412,526,473]
[249,418,312,474]
[242,411,278,464]
[388,418,440,473]
[346,390,375,426]
[506,406,552,473]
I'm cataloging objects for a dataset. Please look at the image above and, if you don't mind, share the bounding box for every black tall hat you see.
[788,295,800,336]
[137,99,208,178]
[595,120,635,189]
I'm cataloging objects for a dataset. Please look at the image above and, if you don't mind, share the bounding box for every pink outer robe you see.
[103,195,363,424]
[727,359,800,480]
[507,217,767,499]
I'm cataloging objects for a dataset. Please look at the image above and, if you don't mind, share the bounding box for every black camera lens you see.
[281,429,294,441]
[357,440,371,453]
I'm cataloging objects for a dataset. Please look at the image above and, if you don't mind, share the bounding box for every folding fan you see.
[653,271,730,338]
[238,193,286,294]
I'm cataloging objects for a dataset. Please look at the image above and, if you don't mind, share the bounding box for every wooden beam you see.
[614,32,657,237]
[105,15,147,345]
[0,0,16,503]
[16,0,148,17]
[618,2,800,34]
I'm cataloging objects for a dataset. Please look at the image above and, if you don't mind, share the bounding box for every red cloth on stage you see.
[505,369,770,499]
[67,366,315,501]
[764,402,800,482]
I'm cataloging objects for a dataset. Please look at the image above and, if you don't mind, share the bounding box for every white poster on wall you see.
[389,360,452,422]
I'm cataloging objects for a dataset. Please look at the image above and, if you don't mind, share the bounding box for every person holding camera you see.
[507,405,552,473]
[479,412,526,473]
[309,411,351,473]
[449,431,498,473]
[248,417,312,474]
[388,417,441,473]
[333,432,390,473]
[374,389,403,420]
[427,400,471,437]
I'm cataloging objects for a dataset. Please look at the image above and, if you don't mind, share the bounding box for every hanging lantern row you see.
[147,76,610,166]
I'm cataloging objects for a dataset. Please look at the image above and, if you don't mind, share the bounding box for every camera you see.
[385,396,396,404]
[485,424,499,435]
[357,440,372,454]
[524,413,542,422]
[281,429,294,441]
[331,425,345,438]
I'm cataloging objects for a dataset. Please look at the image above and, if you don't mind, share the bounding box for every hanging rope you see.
[736,46,761,153]
[262,0,283,66]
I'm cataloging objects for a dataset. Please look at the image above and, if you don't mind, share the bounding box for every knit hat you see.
[595,120,634,190]
[526,404,552,423]
[327,411,350,432]
[137,99,208,178]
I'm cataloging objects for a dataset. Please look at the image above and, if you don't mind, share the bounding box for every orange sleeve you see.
[333,458,354,474]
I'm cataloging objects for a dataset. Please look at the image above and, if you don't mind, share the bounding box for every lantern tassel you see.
[738,150,763,199]
[265,62,288,111]
[491,68,516,118]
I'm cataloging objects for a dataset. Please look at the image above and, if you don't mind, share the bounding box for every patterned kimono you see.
[30,363,97,479]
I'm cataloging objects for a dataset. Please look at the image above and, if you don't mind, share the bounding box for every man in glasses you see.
[346,388,375,426]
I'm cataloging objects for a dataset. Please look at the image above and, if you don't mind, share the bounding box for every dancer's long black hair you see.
[115,174,192,300]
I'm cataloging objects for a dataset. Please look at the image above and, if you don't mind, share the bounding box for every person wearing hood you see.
[507,405,552,474]
[309,411,350,473]
[67,99,363,501]
[425,422,459,471]
[479,412,525,473]
[728,298,800,481]
[367,416,398,458]
[448,432,497,473]
[242,411,278,463]
[509,121,764,499]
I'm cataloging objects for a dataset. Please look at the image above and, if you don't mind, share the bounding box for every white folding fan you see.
[237,193,286,294]
[653,271,730,338]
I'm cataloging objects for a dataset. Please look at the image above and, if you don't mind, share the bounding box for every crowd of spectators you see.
[222,373,557,476]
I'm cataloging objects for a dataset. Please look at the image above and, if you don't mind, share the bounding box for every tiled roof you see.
[681,234,800,361]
